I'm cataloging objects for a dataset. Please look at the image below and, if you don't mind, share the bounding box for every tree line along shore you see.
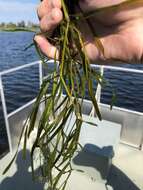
[0,21,39,32]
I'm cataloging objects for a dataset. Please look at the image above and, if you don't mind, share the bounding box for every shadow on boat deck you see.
[0,146,141,190]
[72,144,141,190]
[72,144,114,181]
[0,150,44,190]
[107,165,141,190]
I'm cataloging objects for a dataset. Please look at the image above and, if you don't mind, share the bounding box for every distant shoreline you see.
[0,27,39,32]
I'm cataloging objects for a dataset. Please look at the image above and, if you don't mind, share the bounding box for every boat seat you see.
[67,114,121,182]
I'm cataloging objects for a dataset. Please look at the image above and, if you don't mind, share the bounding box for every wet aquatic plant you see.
[3,0,141,190]
[27,1,102,189]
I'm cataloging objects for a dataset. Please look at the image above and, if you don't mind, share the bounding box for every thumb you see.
[34,35,59,59]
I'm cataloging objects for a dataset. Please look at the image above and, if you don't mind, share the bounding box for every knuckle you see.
[40,21,47,32]
[40,16,51,32]
[37,0,49,19]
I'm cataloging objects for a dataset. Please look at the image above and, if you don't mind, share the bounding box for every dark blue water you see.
[0,32,38,71]
[101,70,143,112]
[0,31,39,154]
[0,31,143,155]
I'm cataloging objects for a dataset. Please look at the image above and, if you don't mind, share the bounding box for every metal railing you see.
[91,64,143,115]
[0,61,143,153]
[0,60,42,153]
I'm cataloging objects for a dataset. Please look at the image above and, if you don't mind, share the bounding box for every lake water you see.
[0,31,143,155]
[0,31,39,153]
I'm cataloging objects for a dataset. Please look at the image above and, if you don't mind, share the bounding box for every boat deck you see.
[0,143,143,190]
[107,143,143,190]
[0,61,143,190]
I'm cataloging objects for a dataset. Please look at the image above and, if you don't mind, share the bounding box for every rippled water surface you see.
[0,31,38,152]
[0,31,143,154]
[0,31,38,71]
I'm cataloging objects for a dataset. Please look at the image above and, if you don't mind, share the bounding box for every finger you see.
[101,33,142,62]
[34,35,59,59]
[85,35,127,62]
[79,0,126,12]
[40,7,63,32]
[37,0,52,19]
[37,0,61,19]
[79,0,143,26]
[52,0,61,9]
[85,32,142,63]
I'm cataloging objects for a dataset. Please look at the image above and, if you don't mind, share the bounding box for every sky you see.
[0,0,39,24]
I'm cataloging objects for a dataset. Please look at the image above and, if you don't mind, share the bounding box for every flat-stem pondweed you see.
[3,0,141,190]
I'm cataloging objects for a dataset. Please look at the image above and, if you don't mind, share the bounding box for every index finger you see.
[38,0,61,19]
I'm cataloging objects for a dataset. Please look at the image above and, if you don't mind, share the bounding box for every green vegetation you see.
[0,21,39,32]
[3,0,140,190]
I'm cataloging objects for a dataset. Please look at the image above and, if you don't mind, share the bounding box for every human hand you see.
[35,0,143,63]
